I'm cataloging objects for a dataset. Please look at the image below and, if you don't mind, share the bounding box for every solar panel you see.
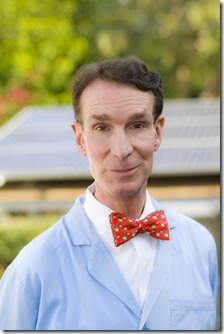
[0,98,220,184]
[0,105,90,183]
[155,98,220,175]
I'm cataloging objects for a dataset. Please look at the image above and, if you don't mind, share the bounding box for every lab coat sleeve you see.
[0,265,37,330]
[209,233,219,300]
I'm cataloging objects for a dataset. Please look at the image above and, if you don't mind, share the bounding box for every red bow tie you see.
[109,210,170,247]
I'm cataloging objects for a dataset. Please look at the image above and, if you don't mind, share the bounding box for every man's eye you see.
[95,125,109,131]
[131,123,146,129]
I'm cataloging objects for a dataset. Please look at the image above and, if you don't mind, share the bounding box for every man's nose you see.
[110,130,133,160]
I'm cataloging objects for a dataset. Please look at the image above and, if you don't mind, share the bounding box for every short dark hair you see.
[72,56,163,124]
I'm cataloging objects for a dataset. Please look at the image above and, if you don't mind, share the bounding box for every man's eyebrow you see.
[127,111,151,121]
[90,111,151,122]
[90,113,112,121]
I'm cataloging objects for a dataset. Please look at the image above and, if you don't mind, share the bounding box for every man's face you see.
[71,79,164,205]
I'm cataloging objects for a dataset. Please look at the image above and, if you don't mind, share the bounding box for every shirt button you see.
[143,263,149,270]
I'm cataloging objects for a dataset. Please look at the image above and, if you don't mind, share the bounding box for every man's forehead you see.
[83,78,152,96]
[80,79,155,111]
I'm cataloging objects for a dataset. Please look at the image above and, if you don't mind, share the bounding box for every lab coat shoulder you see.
[152,196,217,254]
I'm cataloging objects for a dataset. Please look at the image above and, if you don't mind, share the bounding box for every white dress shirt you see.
[83,183,157,309]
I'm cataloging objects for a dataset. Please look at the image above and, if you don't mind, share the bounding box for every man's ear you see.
[154,115,165,152]
[71,122,87,156]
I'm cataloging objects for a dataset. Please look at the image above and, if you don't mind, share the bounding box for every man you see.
[0,56,218,330]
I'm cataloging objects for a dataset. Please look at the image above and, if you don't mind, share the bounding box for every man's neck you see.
[94,187,147,219]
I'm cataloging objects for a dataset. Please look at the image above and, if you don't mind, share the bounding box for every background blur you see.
[0,0,220,125]
[0,0,221,328]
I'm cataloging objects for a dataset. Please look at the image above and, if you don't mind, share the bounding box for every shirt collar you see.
[83,182,156,253]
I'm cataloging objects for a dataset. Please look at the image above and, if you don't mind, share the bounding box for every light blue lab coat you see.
[0,195,218,330]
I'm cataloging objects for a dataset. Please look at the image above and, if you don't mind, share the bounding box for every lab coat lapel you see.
[140,235,177,328]
[66,197,141,319]
[87,232,142,320]
[139,199,178,329]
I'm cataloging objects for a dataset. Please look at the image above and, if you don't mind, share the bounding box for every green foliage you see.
[0,215,57,277]
[0,0,220,125]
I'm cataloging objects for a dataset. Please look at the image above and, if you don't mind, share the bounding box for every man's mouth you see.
[110,165,139,174]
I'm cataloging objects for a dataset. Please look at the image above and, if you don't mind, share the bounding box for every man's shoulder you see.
[0,195,91,295]
[168,207,211,235]
[11,217,66,271]
[151,197,216,247]
[7,196,86,274]
[19,195,85,250]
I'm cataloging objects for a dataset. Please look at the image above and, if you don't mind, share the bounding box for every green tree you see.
[0,0,220,125]
[79,0,220,98]
[0,0,88,123]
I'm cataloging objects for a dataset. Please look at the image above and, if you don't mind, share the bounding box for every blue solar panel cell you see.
[163,126,219,138]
